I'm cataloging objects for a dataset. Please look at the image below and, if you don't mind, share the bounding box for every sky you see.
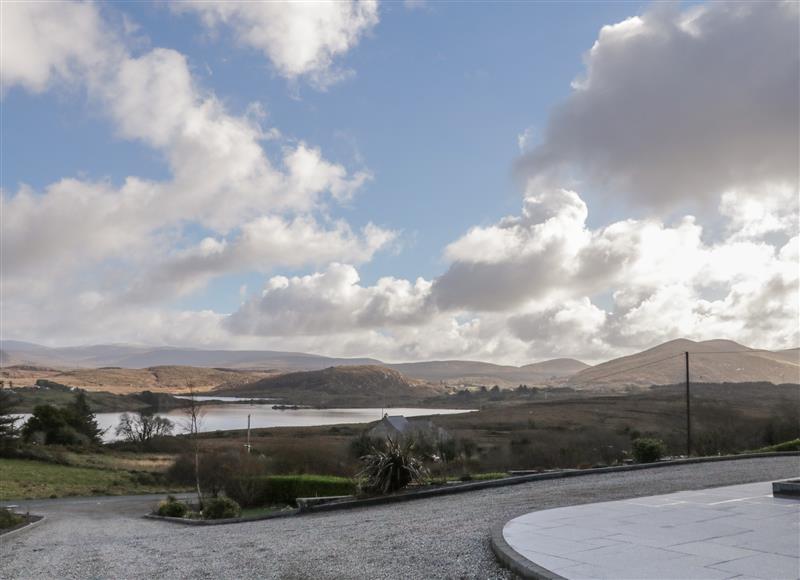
[1,0,798,364]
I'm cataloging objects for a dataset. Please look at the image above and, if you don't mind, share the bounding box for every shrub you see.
[357,438,429,495]
[0,508,23,530]
[632,438,666,463]
[156,496,188,518]
[227,474,355,507]
[203,496,241,520]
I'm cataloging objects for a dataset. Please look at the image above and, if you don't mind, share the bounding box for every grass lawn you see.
[465,472,509,481]
[238,505,294,519]
[0,458,188,500]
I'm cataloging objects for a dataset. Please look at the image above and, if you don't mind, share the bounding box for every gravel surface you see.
[1,456,797,579]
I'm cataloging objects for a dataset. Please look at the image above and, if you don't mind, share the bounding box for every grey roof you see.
[385,415,411,433]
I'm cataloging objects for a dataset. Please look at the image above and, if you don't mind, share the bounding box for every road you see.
[1,456,797,579]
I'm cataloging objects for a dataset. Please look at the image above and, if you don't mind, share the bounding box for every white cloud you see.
[123,218,395,303]
[0,1,118,93]
[517,126,535,152]
[226,263,432,337]
[517,1,799,207]
[174,1,379,87]
[224,184,799,363]
[3,1,797,365]
[1,2,392,348]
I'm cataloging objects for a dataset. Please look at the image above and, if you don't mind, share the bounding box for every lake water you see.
[15,403,472,442]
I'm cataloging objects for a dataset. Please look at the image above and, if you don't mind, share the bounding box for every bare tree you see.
[183,385,205,507]
[116,412,174,444]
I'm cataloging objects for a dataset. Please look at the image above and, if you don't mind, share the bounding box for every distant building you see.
[368,414,451,441]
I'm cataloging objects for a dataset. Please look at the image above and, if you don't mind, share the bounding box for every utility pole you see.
[685,351,691,457]
[245,414,251,454]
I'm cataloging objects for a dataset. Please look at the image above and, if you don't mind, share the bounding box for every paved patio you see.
[503,480,800,579]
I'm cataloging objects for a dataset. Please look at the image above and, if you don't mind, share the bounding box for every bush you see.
[227,474,355,507]
[203,496,241,520]
[357,438,429,495]
[156,496,188,518]
[632,438,666,463]
[0,508,23,530]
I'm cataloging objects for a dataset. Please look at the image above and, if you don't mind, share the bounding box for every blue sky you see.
[2,1,797,362]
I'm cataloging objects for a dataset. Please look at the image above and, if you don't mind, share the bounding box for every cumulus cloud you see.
[174,1,378,87]
[0,1,119,93]
[3,1,797,364]
[124,219,395,303]
[225,184,799,363]
[517,1,799,207]
[1,2,391,345]
[226,263,432,337]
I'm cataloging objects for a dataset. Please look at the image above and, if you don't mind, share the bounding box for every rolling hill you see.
[0,365,272,395]
[0,340,589,387]
[0,341,380,372]
[217,365,445,406]
[568,339,800,389]
[386,358,589,387]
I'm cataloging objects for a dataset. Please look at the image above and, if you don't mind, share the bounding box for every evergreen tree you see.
[68,392,103,444]
[0,390,19,447]
[22,404,76,445]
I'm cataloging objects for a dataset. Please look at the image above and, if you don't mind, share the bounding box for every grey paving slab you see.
[708,552,800,578]
[502,480,800,580]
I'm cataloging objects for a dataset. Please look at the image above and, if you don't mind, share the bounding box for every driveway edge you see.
[140,452,798,525]
[0,515,45,540]
[301,451,799,514]
[490,521,565,580]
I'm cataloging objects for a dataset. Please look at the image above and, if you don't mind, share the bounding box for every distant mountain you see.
[386,358,588,386]
[0,366,273,395]
[0,341,380,371]
[14,338,794,391]
[0,340,588,386]
[218,365,443,406]
[568,339,800,389]
[520,358,590,375]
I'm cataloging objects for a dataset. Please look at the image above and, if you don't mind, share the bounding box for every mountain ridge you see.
[568,339,799,388]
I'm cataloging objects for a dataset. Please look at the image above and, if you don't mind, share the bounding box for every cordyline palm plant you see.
[357,437,429,495]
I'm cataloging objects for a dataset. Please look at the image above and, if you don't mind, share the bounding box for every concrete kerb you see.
[0,515,46,540]
[141,451,799,525]
[490,521,565,580]
[300,451,800,514]
[143,508,299,526]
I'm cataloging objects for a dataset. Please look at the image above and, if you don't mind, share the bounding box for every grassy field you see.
[191,383,799,477]
[0,457,188,500]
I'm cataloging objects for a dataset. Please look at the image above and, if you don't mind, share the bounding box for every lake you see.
[15,403,472,442]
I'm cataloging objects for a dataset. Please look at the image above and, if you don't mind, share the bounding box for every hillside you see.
[0,365,272,395]
[0,341,588,386]
[520,358,590,375]
[568,339,800,389]
[218,365,445,406]
[0,341,380,371]
[386,358,589,387]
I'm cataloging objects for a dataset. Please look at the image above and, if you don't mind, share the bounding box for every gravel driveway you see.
[1,456,797,579]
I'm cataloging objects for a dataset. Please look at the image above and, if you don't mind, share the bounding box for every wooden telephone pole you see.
[685,351,692,457]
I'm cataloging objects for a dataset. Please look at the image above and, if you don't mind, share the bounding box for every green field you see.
[0,458,187,500]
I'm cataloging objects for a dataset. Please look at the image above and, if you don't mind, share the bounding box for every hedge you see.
[227,475,355,507]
